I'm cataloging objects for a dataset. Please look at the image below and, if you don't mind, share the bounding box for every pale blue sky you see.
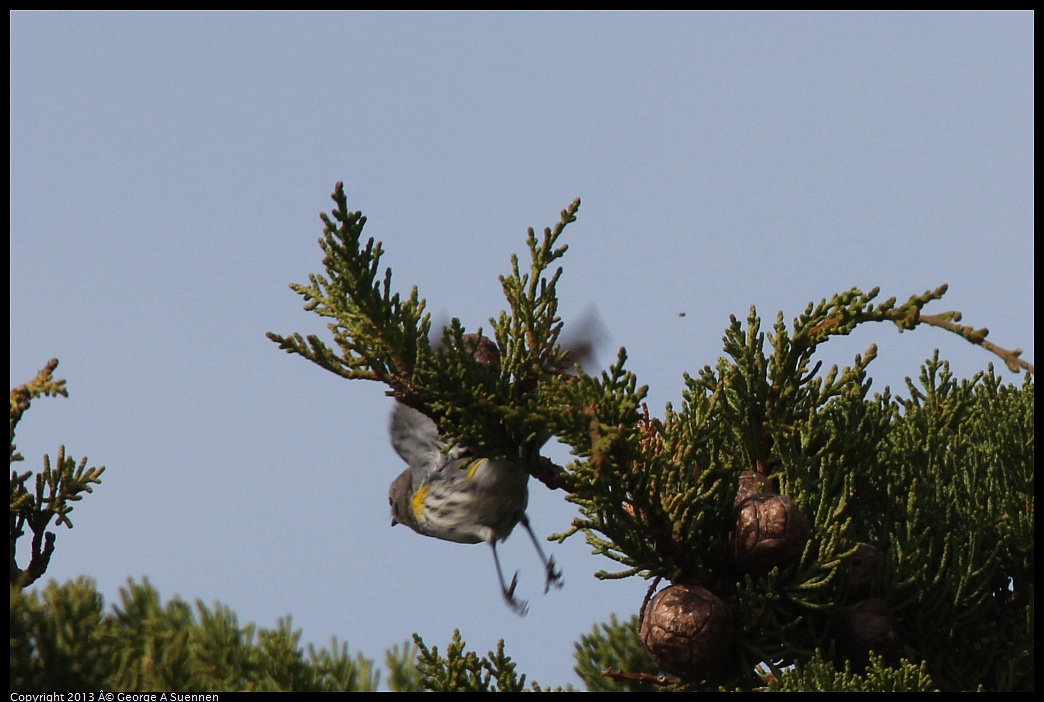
[10,11,1033,688]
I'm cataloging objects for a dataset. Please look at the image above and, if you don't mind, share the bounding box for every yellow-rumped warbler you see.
[387,338,562,615]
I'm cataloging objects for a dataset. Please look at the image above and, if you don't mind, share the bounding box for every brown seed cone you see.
[844,543,880,601]
[460,333,502,371]
[731,493,811,574]
[639,584,733,677]
[832,597,900,670]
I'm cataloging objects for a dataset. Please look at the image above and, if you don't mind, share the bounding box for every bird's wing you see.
[389,403,445,486]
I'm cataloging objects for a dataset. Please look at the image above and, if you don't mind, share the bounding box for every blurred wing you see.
[388,403,444,485]
[558,306,609,373]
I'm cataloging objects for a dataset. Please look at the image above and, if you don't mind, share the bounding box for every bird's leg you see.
[491,542,528,616]
[520,514,564,593]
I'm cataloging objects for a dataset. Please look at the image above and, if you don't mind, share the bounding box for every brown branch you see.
[918,313,1034,374]
[10,529,55,588]
[639,576,663,627]
[810,291,1034,375]
[531,456,571,492]
[602,667,680,686]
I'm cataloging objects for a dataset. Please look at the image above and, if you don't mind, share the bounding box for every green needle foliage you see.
[411,630,543,692]
[766,652,937,692]
[10,360,105,589]
[10,578,380,692]
[268,184,1032,691]
[268,181,584,465]
[9,187,1032,692]
[573,614,663,692]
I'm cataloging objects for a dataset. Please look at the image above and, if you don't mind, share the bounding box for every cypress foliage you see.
[10,578,381,691]
[270,184,1031,691]
[12,184,1032,691]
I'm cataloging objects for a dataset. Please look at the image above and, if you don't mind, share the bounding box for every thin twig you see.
[602,667,680,686]
[918,313,1033,374]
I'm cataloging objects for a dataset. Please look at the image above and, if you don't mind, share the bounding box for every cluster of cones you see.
[639,471,897,679]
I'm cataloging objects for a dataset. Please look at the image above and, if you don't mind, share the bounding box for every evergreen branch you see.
[549,282,1030,689]
[412,630,537,692]
[767,653,937,692]
[270,186,590,466]
[916,311,1033,374]
[268,185,1032,689]
[10,361,104,589]
[572,614,664,692]
[266,182,432,404]
[10,446,105,588]
[12,577,382,691]
[493,199,578,388]
[10,358,67,464]
[803,285,1032,374]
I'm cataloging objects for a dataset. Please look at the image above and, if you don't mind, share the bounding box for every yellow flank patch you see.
[466,458,487,481]
[412,484,428,517]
